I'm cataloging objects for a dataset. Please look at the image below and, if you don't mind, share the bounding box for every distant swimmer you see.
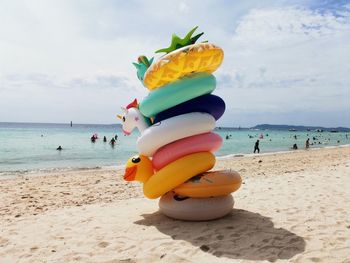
[56,146,62,151]
[305,138,310,149]
[115,134,118,140]
[110,138,116,147]
[91,136,96,143]
[254,140,260,153]
[226,135,229,140]
[292,143,298,150]
[103,136,107,142]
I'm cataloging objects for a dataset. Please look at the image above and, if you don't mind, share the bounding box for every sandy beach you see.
[1,146,350,262]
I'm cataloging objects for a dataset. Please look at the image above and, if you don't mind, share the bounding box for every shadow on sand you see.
[134,209,305,262]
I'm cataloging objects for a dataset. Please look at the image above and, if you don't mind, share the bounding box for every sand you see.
[1,146,350,262]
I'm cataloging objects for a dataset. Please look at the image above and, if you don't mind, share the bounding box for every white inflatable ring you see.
[159,192,234,221]
[137,112,215,156]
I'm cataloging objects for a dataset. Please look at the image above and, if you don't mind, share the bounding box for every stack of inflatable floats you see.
[118,27,242,221]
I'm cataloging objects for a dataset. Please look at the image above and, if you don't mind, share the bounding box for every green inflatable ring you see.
[139,73,216,118]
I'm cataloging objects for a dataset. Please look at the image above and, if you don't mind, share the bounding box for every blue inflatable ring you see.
[154,94,225,123]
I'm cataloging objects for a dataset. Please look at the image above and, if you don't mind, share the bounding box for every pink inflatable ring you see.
[152,132,222,171]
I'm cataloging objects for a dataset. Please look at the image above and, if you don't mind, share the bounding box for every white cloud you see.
[216,7,350,126]
[233,7,350,48]
[179,2,190,13]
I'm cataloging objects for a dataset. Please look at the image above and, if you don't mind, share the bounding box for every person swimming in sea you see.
[103,136,107,142]
[110,138,116,147]
[56,146,62,151]
[305,138,310,149]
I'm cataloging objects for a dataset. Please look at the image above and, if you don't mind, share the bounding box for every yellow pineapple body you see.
[144,43,224,90]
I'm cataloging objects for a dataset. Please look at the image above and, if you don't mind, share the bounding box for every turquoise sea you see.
[0,122,349,174]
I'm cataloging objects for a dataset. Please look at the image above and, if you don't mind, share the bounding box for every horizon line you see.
[0,121,349,130]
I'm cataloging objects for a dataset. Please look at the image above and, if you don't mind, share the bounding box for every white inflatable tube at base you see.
[137,112,215,156]
[159,192,234,221]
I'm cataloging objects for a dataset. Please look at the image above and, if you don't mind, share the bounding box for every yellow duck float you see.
[124,152,242,199]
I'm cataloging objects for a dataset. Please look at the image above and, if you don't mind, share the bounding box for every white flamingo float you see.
[117,99,151,135]
[117,99,216,156]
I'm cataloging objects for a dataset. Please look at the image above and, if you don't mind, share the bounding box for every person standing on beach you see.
[254,140,260,153]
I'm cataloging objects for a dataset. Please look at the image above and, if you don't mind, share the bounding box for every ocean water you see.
[0,122,349,174]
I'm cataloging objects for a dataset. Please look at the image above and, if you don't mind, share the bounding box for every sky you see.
[0,0,350,127]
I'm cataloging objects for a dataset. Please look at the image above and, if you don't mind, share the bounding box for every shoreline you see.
[218,143,350,159]
[1,143,350,180]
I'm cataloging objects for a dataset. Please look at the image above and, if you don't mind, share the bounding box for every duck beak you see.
[124,166,137,181]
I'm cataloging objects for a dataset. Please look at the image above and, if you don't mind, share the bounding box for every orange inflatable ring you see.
[173,170,242,198]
